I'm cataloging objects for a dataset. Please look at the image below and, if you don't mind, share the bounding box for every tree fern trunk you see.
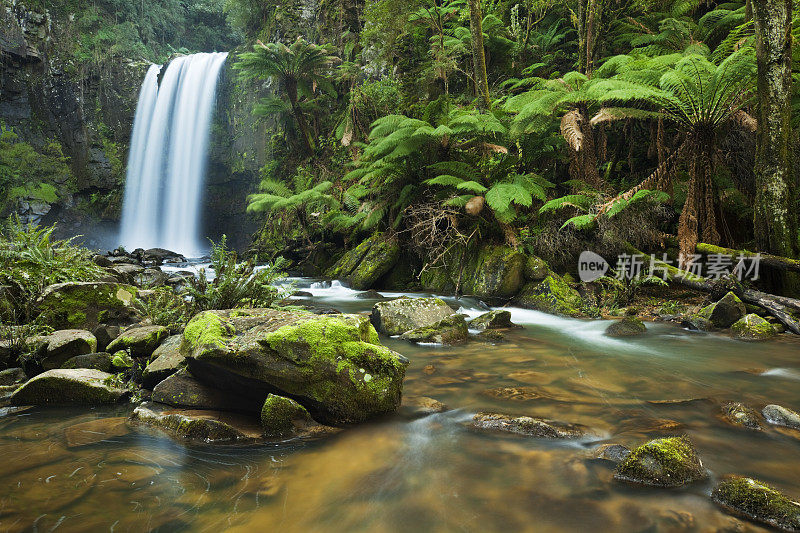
[753,0,798,259]
[678,130,717,263]
[286,79,315,155]
[468,0,491,109]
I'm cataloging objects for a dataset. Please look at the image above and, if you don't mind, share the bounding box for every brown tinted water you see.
[1,280,799,532]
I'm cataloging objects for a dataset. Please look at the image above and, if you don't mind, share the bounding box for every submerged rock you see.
[731,314,778,340]
[697,291,746,328]
[399,396,448,418]
[62,352,114,373]
[182,309,409,425]
[142,335,184,389]
[470,412,589,439]
[152,369,259,412]
[10,369,130,405]
[38,329,98,370]
[514,275,583,317]
[614,436,707,487]
[590,444,631,464]
[762,404,800,431]
[721,402,763,431]
[468,310,516,330]
[36,282,138,329]
[107,325,169,358]
[64,417,130,447]
[682,315,713,332]
[131,402,262,443]
[400,314,469,345]
[712,475,800,532]
[605,317,647,338]
[371,296,455,335]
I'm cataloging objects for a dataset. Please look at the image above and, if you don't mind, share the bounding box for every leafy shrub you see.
[186,236,289,313]
[132,287,190,333]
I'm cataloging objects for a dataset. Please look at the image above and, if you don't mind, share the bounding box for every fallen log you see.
[662,238,800,274]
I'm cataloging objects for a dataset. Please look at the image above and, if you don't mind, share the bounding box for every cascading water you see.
[119,52,228,256]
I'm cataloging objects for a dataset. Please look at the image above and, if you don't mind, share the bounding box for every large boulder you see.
[36,282,138,329]
[181,309,409,425]
[614,436,707,487]
[731,314,778,340]
[325,233,400,290]
[131,402,262,443]
[419,245,526,298]
[698,291,746,328]
[152,369,259,412]
[106,325,169,358]
[62,353,114,373]
[9,369,130,405]
[514,275,584,317]
[371,296,455,336]
[762,404,800,430]
[399,314,469,345]
[38,330,98,370]
[712,475,800,532]
[142,335,185,389]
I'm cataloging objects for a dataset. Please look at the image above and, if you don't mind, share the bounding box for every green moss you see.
[182,311,235,354]
[349,234,400,290]
[712,476,800,531]
[418,244,526,298]
[515,275,583,317]
[260,393,312,436]
[38,283,137,329]
[10,369,129,405]
[731,314,777,340]
[400,314,468,344]
[614,436,707,487]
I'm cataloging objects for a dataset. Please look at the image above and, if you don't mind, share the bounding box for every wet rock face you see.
[614,436,707,487]
[731,314,778,340]
[712,475,800,532]
[10,368,130,405]
[400,314,469,345]
[181,309,409,425]
[470,412,589,439]
[371,297,455,336]
[762,404,800,431]
[698,291,746,328]
[721,402,763,431]
[418,245,526,298]
[605,317,647,338]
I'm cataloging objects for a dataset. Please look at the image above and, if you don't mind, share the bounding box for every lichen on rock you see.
[514,275,584,317]
[614,436,707,487]
[731,314,778,340]
[712,475,800,532]
[371,296,455,336]
[36,282,138,329]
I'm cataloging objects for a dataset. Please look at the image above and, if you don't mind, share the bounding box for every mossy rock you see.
[325,233,400,290]
[152,368,259,412]
[605,317,647,338]
[419,244,526,298]
[712,475,800,532]
[524,255,551,281]
[371,296,455,336]
[721,402,763,431]
[62,352,114,373]
[614,436,706,487]
[468,310,515,331]
[142,335,185,389]
[107,325,170,358]
[181,309,409,425]
[36,282,138,330]
[0,367,26,386]
[514,275,584,317]
[400,314,469,345]
[731,314,778,341]
[260,393,313,437]
[762,404,800,431]
[39,329,98,370]
[131,402,262,443]
[470,412,589,439]
[9,368,130,406]
[698,291,746,328]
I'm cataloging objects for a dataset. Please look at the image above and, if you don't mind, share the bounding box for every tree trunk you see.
[468,0,491,109]
[584,0,600,76]
[286,79,315,155]
[753,0,798,259]
[678,129,718,264]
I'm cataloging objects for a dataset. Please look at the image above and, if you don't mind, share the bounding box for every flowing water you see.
[119,53,228,256]
[2,281,800,532]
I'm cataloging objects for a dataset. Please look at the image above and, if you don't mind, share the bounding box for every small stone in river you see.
[589,444,631,464]
[698,291,746,328]
[355,289,384,299]
[468,310,516,330]
[721,402,763,431]
[422,364,436,375]
[762,404,800,431]
[731,314,778,340]
[399,314,469,345]
[400,396,448,418]
[470,412,589,439]
[712,475,800,532]
[614,436,707,487]
[605,317,647,337]
[473,329,507,343]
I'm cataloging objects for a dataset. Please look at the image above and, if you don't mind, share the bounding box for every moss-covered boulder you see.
[524,255,551,281]
[0,367,26,386]
[399,314,469,345]
[762,404,800,431]
[605,317,647,338]
[259,393,313,437]
[514,275,584,317]
[468,310,516,330]
[371,296,455,336]
[36,282,138,330]
[9,369,130,405]
[131,402,262,443]
[721,402,763,431]
[62,353,114,373]
[698,291,746,328]
[731,314,778,340]
[614,436,707,487]
[152,369,259,412]
[470,412,589,439]
[712,475,800,532]
[181,309,409,425]
[419,245,526,298]
[325,233,400,290]
[39,329,98,370]
[142,335,185,389]
[106,325,169,358]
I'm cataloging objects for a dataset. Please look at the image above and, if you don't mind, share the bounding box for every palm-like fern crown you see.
[235,38,339,96]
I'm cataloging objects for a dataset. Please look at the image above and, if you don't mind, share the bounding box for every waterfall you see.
[119,52,228,257]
